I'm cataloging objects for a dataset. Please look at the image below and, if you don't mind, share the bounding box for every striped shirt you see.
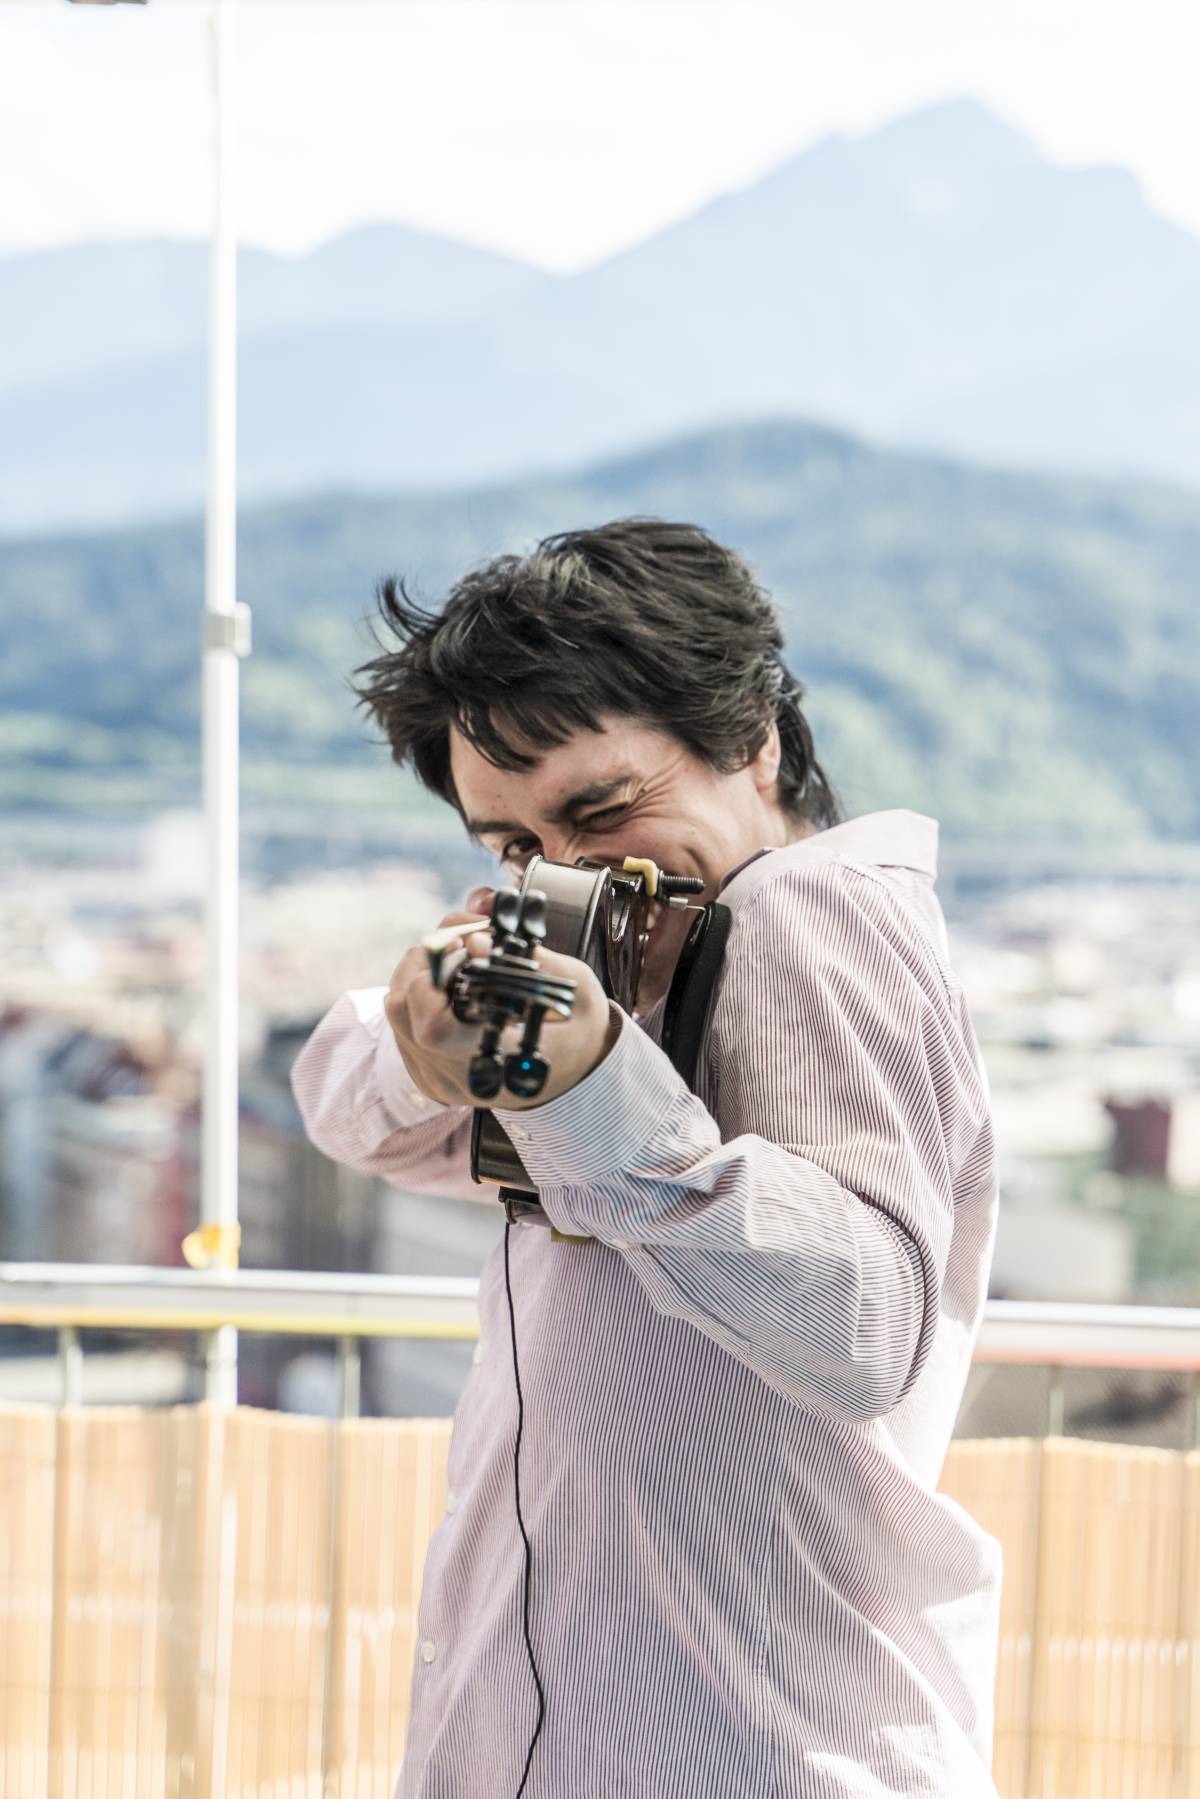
[291,809,1002,1798]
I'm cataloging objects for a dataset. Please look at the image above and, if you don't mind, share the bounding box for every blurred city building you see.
[2,819,1199,1433]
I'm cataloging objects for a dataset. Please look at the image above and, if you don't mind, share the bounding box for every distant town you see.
[3,810,1199,1424]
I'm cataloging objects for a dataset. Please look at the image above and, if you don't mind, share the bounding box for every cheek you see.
[594,815,688,860]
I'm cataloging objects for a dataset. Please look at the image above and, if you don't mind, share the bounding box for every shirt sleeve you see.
[492,862,993,1422]
[290,986,483,1200]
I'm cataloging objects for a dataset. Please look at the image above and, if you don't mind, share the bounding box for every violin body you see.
[463,854,731,1211]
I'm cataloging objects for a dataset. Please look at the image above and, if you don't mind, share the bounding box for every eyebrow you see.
[466,775,633,840]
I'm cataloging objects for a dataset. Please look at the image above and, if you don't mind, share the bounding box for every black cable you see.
[504,1218,546,1794]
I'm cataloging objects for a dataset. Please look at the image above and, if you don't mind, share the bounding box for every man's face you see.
[449,713,808,1005]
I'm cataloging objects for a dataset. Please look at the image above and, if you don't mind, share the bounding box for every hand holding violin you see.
[384,886,618,1111]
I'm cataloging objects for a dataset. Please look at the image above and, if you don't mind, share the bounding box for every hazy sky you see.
[2,0,1197,272]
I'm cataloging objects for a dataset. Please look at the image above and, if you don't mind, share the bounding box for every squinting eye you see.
[580,806,627,832]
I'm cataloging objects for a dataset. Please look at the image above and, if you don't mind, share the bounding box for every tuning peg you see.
[492,888,522,934]
[503,1049,549,1099]
[468,1050,505,1100]
[518,892,547,940]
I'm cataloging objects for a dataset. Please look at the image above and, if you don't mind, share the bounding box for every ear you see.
[748,718,782,793]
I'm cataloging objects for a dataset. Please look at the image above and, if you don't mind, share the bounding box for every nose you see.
[538,828,581,865]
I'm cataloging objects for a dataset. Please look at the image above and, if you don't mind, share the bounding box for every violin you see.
[425,855,730,1222]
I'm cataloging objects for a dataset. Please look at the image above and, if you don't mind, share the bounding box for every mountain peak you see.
[864,96,1038,160]
[856,95,1040,176]
[731,94,1045,226]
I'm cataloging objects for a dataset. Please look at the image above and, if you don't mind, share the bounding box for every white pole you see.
[200,0,245,1410]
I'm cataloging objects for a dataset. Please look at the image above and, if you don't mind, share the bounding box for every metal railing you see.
[3,1261,1200,1426]
[0,1262,481,1415]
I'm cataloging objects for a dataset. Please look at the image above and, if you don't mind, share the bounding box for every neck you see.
[636,816,817,1011]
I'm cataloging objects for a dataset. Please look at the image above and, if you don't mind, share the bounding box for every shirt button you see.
[509,1123,530,1142]
[406,1088,428,1108]
[420,1640,437,1664]
[472,1342,484,1366]
[612,1238,631,1251]
[444,1489,458,1515]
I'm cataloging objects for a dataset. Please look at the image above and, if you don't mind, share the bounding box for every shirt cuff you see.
[491,1007,687,1190]
[374,1020,452,1129]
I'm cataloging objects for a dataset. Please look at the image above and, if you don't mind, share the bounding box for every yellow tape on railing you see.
[181,1222,242,1270]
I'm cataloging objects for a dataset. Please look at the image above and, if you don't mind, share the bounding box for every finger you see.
[465,887,496,916]
[390,940,458,1015]
[407,968,470,1033]
[431,945,468,990]
[526,942,588,981]
[392,942,447,1005]
[431,912,490,937]
[422,918,488,990]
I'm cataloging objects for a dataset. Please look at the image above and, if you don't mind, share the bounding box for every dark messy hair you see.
[352,517,842,831]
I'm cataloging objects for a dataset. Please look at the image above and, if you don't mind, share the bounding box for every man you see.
[291,518,1002,1799]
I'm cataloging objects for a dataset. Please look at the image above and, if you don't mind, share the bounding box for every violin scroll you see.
[428,885,577,1101]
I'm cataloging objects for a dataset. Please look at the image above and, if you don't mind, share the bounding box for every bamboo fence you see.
[0,1407,1196,1797]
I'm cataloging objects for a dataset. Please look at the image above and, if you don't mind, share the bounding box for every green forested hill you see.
[3,418,1197,841]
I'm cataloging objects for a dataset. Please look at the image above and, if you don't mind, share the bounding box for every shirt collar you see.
[717,809,939,906]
